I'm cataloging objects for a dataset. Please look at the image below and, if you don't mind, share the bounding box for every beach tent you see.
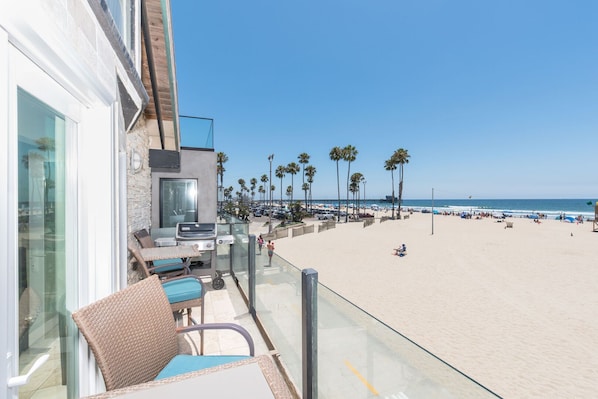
[433,209,440,214]
[564,216,576,223]
[528,214,539,219]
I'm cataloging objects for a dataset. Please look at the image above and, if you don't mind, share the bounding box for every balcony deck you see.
[191,275,271,357]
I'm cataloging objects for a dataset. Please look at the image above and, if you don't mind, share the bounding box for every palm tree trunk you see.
[398,164,403,219]
[391,171,396,219]
[345,162,351,223]
[336,161,341,222]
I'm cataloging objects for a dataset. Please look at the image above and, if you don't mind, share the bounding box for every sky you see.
[171,0,598,200]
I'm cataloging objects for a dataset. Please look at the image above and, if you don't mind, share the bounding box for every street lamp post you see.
[432,188,434,235]
[268,154,274,233]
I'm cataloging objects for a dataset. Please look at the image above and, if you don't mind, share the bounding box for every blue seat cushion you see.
[162,278,202,303]
[155,354,250,380]
[153,258,185,273]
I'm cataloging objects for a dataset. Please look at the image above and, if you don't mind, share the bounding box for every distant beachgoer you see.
[257,235,264,254]
[266,240,275,266]
[392,244,407,257]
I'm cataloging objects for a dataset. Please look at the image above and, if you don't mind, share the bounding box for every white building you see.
[0,0,192,397]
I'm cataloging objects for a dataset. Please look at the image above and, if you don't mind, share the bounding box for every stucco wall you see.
[151,149,217,227]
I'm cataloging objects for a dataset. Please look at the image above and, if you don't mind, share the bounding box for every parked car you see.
[274,211,288,220]
[317,213,335,220]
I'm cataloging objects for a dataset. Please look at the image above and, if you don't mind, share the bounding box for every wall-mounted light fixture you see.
[131,150,143,173]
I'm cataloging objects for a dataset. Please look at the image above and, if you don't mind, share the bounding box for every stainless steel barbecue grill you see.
[175,222,216,250]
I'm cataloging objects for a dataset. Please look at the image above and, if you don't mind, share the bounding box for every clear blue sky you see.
[171,0,598,200]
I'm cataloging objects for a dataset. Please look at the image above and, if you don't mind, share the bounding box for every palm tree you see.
[217,152,228,190]
[305,165,316,212]
[351,172,363,218]
[298,153,310,205]
[349,180,359,218]
[217,152,228,211]
[238,178,247,203]
[301,182,309,211]
[384,157,397,219]
[342,145,358,223]
[275,165,286,208]
[329,147,343,221]
[250,177,257,204]
[260,174,269,203]
[223,187,232,202]
[286,162,300,204]
[393,148,410,219]
[258,185,265,202]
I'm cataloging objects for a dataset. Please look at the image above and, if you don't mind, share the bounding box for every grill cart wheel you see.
[212,270,225,290]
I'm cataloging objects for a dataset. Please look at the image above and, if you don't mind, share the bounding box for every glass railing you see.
[179,115,213,149]
[218,225,502,398]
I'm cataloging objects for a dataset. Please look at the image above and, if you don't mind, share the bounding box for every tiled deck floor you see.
[185,274,271,357]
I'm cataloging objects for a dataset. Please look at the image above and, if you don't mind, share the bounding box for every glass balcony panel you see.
[179,116,213,149]
[230,223,249,292]
[222,229,500,398]
[254,253,303,390]
[316,284,500,399]
[250,250,499,399]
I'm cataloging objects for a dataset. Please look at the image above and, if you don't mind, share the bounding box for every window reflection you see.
[160,179,198,227]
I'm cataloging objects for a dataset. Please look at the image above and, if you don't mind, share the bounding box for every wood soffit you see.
[142,0,177,150]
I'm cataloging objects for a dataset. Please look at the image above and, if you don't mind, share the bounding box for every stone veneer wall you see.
[127,116,151,284]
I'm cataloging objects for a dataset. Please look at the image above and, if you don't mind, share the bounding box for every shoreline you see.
[250,213,598,398]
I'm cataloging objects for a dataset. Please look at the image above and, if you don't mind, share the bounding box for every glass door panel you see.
[160,179,198,227]
[17,88,74,399]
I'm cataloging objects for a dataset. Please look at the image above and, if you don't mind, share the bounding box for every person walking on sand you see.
[257,234,264,254]
[266,240,275,266]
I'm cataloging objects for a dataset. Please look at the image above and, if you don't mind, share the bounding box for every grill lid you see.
[175,222,216,240]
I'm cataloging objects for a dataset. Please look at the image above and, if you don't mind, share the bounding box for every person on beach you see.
[266,240,275,266]
[392,244,407,257]
[257,234,264,254]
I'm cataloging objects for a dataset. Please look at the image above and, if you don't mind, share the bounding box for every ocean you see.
[309,198,597,220]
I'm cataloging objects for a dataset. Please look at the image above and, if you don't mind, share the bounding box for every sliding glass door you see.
[5,47,80,399]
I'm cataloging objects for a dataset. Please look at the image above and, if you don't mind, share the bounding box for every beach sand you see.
[251,212,598,398]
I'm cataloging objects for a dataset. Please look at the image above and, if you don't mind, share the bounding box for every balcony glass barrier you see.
[179,115,213,149]
[218,225,501,398]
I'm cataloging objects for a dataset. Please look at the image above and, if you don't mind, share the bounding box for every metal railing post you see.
[228,222,234,276]
[302,268,318,399]
[248,234,256,318]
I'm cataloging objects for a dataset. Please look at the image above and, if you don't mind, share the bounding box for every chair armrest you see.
[176,323,255,356]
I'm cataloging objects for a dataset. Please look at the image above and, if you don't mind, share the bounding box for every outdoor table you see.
[83,356,294,399]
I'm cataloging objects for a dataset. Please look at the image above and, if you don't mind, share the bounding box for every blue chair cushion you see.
[153,258,185,273]
[162,278,202,303]
[155,354,250,380]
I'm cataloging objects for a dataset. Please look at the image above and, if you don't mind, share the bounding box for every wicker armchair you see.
[128,244,203,326]
[72,275,254,391]
[133,229,190,278]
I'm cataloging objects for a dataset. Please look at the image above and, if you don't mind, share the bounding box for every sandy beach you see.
[251,212,598,399]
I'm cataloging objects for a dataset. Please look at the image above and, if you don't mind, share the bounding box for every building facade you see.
[0,0,183,397]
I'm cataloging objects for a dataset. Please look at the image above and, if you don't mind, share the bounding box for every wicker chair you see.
[133,229,190,278]
[72,275,254,391]
[128,244,203,326]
